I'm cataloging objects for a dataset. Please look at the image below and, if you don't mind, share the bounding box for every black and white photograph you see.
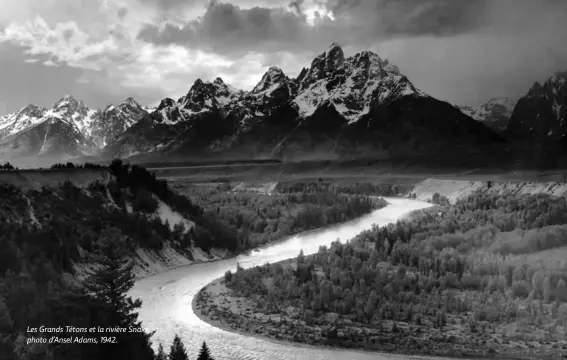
[0,0,567,359]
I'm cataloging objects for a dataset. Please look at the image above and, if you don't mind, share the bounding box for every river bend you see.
[131,198,437,360]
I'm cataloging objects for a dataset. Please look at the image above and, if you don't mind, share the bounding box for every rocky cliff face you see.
[506,71,567,140]
[103,43,503,162]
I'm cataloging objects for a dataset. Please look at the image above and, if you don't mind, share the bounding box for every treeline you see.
[0,179,193,278]
[276,179,413,197]
[225,191,567,349]
[107,159,239,252]
[183,182,387,249]
[50,162,107,169]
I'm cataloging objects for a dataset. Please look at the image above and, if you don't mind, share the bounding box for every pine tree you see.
[197,341,213,360]
[84,229,155,360]
[155,343,167,360]
[168,335,189,360]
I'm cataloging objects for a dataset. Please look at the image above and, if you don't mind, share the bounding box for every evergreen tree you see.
[155,343,167,360]
[84,229,155,360]
[168,334,188,360]
[197,341,213,360]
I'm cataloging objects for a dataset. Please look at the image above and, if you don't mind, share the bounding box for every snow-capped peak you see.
[53,95,85,112]
[0,104,47,137]
[178,79,220,112]
[325,42,345,72]
[250,67,291,97]
[124,97,141,107]
[177,77,243,113]
[457,97,515,132]
[293,46,426,123]
[300,42,346,89]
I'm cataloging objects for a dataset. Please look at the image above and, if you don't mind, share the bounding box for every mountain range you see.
[0,43,565,165]
[101,43,502,162]
[456,97,516,133]
[0,96,148,160]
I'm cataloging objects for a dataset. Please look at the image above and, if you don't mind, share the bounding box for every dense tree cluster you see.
[109,159,241,252]
[180,181,386,250]
[225,191,567,349]
[0,162,16,171]
[50,162,107,169]
[275,179,413,197]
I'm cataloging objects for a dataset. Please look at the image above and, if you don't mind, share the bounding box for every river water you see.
[131,198,437,360]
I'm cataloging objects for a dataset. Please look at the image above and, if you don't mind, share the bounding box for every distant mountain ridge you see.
[102,42,503,162]
[0,96,148,160]
[457,97,516,132]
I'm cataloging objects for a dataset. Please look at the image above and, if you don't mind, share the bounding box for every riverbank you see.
[191,269,440,360]
[193,275,564,360]
[124,196,388,281]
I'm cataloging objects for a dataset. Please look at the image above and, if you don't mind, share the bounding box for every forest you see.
[221,191,567,358]
[0,161,224,359]
[0,160,390,360]
[177,180,385,249]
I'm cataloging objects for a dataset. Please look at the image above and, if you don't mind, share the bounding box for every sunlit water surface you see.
[131,198,446,360]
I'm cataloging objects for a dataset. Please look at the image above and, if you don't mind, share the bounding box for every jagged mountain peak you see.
[293,45,426,122]
[325,42,345,70]
[179,79,220,112]
[157,98,176,111]
[18,104,46,116]
[302,42,345,87]
[53,94,85,110]
[506,69,567,140]
[250,67,290,96]
[267,66,285,75]
[123,97,141,106]
[329,42,341,50]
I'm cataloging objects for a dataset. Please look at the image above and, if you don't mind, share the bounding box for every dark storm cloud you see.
[138,0,197,12]
[138,1,310,56]
[325,0,489,37]
[137,0,492,56]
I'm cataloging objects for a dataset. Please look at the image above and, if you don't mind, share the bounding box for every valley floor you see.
[189,174,567,360]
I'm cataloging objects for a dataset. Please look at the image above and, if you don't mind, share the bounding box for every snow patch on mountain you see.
[293,48,427,123]
[0,95,148,159]
[0,105,48,138]
[457,97,515,132]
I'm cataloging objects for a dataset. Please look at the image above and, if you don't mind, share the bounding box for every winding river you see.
[130,198,435,360]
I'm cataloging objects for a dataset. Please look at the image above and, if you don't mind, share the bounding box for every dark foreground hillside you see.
[0,160,241,359]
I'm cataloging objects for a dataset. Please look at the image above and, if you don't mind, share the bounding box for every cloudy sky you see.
[0,0,566,113]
